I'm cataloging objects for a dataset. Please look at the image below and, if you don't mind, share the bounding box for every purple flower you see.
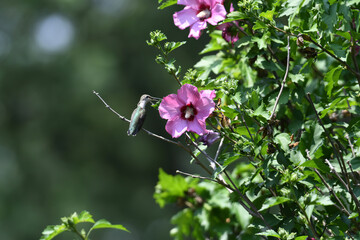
[217,21,241,44]
[159,84,216,138]
[173,0,227,39]
[198,130,220,146]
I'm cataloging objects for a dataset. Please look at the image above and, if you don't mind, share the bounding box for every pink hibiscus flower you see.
[217,21,242,44]
[173,0,227,39]
[159,84,216,138]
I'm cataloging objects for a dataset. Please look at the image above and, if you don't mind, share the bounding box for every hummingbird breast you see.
[127,107,146,136]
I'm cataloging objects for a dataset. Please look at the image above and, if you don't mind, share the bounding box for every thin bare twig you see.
[305,93,348,177]
[305,150,351,216]
[350,25,360,86]
[345,134,356,157]
[176,170,219,182]
[185,134,272,227]
[270,35,291,120]
[214,137,224,162]
[307,37,360,86]
[325,159,360,213]
[266,22,360,86]
[306,94,360,214]
[347,160,359,185]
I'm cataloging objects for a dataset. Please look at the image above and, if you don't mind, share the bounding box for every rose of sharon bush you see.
[173,0,227,39]
[159,84,215,138]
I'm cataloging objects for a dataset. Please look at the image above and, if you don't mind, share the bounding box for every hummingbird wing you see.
[127,107,146,136]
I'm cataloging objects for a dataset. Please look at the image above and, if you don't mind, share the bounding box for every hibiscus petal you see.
[203,0,222,7]
[200,89,216,100]
[177,84,201,105]
[165,117,188,138]
[178,0,201,9]
[187,119,208,135]
[188,21,207,39]
[195,96,215,120]
[159,94,182,120]
[206,3,227,25]
[173,7,199,30]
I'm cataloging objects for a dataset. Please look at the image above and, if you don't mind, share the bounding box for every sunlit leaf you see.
[259,197,291,211]
[40,224,67,240]
[158,0,177,9]
[256,229,280,238]
[91,219,129,232]
[260,10,275,22]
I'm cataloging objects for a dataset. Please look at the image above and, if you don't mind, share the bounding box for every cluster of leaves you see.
[151,0,360,239]
[40,211,128,240]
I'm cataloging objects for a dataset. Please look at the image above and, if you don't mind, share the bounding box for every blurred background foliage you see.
[0,0,208,239]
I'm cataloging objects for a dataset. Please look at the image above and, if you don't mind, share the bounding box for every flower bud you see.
[297,34,304,47]
[198,130,220,146]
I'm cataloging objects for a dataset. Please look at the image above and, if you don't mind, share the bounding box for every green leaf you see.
[91,219,129,232]
[256,229,280,238]
[154,169,197,208]
[147,30,167,46]
[346,0,360,6]
[349,212,359,219]
[316,196,333,206]
[235,36,252,48]
[295,236,309,240]
[320,96,347,119]
[279,0,311,18]
[40,224,67,240]
[335,31,352,41]
[226,11,247,21]
[322,4,338,32]
[164,41,186,54]
[349,157,360,171]
[223,153,240,166]
[324,66,343,97]
[289,73,305,83]
[252,35,268,50]
[194,55,223,77]
[289,150,306,166]
[260,10,275,22]
[200,32,225,54]
[158,0,177,9]
[301,159,330,172]
[76,211,95,224]
[252,102,270,120]
[259,196,291,211]
[253,21,267,31]
[274,133,291,152]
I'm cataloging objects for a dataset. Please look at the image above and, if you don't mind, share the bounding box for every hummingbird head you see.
[138,94,160,108]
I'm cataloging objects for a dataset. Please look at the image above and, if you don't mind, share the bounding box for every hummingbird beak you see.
[148,96,162,103]
[150,96,162,100]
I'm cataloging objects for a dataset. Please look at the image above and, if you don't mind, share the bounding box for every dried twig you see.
[305,150,350,215]
[270,35,291,120]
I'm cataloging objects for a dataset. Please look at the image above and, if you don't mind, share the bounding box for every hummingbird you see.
[127,94,160,136]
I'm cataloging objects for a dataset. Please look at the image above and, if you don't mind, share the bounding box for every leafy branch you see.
[40,211,128,240]
[147,30,185,86]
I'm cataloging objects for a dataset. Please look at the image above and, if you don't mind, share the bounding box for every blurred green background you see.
[0,0,208,239]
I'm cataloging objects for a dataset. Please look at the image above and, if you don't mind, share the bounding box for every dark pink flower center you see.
[180,103,198,121]
[196,5,211,20]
